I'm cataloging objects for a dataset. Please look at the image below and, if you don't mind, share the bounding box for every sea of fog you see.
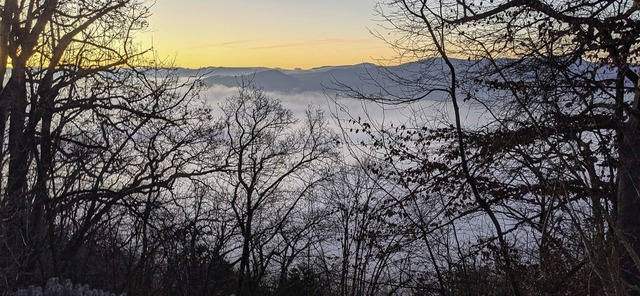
[192,59,493,138]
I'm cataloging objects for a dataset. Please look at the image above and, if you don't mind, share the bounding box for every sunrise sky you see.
[142,0,397,69]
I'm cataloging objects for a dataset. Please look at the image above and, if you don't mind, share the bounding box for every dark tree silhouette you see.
[338,0,640,294]
[214,83,338,296]
[0,1,220,293]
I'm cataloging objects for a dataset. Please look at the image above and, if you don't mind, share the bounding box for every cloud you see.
[202,84,333,114]
[188,38,368,51]
[249,38,374,50]
[200,84,420,136]
[190,39,263,50]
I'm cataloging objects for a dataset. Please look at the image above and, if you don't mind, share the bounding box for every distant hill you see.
[190,62,437,98]
[203,69,304,92]
[194,63,384,93]
[177,58,544,101]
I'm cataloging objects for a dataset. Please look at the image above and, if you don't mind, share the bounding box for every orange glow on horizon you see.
[141,0,397,69]
[145,37,397,69]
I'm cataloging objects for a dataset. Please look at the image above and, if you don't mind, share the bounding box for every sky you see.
[141,0,398,69]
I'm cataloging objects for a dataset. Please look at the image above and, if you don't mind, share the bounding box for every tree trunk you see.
[237,212,253,296]
[617,82,640,293]
[0,69,34,291]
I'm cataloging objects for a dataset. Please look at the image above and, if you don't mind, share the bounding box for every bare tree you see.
[0,1,221,293]
[213,83,338,296]
[335,0,640,294]
[318,162,415,296]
